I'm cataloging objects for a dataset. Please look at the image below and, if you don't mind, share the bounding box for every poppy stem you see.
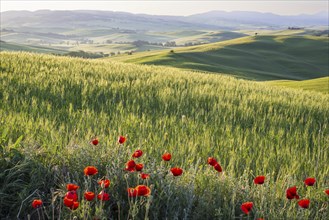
[41,207,45,220]
[16,189,39,219]
[83,201,86,220]
[51,189,55,220]
[125,176,132,220]
[37,208,41,220]
[58,197,62,220]
[117,202,121,220]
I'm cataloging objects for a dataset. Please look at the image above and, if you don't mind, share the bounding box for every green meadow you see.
[111,35,329,81]
[1,52,328,219]
[269,77,329,94]
[0,41,68,54]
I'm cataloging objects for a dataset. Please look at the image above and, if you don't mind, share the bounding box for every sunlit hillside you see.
[111,35,329,81]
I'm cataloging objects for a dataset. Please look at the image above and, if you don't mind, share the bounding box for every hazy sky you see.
[1,0,328,16]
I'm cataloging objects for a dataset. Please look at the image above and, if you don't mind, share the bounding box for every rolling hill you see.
[1,10,327,32]
[0,41,67,54]
[0,28,247,54]
[268,77,329,93]
[1,7,328,220]
[1,52,328,219]
[186,10,328,28]
[1,10,327,53]
[111,35,329,81]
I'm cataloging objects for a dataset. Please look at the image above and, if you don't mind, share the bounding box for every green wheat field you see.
[0,52,328,219]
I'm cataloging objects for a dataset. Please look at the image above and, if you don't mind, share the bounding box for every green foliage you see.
[0,52,328,219]
[0,133,53,219]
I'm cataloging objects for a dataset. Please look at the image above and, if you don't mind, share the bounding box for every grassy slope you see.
[0,40,168,56]
[0,41,67,54]
[68,43,169,53]
[111,35,329,81]
[238,29,329,37]
[268,77,329,93]
[1,52,329,219]
[170,30,247,44]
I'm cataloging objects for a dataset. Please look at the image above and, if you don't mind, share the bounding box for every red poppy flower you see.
[67,183,79,191]
[170,167,183,176]
[214,163,222,172]
[84,166,98,176]
[140,173,150,179]
[257,218,264,220]
[241,202,253,215]
[64,197,74,207]
[162,153,172,161]
[135,185,151,196]
[65,191,78,201]
[91,138,99,146]
[286,186,299,200]
[135,163,144,171]
[125,160,136,172]
[325,189,329,196]
[118,136,126,144]
[298,199,310,209]
[254,176,265,185]
[98,179,110,188]
[128,188,137,197]
[32,199,42,209]
[132,150,143,158]
[84,191,95,201]
[304,177,316,186]
[97,191,110,201]
[207,157,217,166]
[69,201,79,210]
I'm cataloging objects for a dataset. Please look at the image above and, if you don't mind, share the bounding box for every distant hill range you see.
[186,10,328,29]
[1,10,328,32]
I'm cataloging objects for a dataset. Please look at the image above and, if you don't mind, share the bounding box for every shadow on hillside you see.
[142,36,329,81]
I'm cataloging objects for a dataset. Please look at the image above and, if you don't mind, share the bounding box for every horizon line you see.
[1,8,328,17]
